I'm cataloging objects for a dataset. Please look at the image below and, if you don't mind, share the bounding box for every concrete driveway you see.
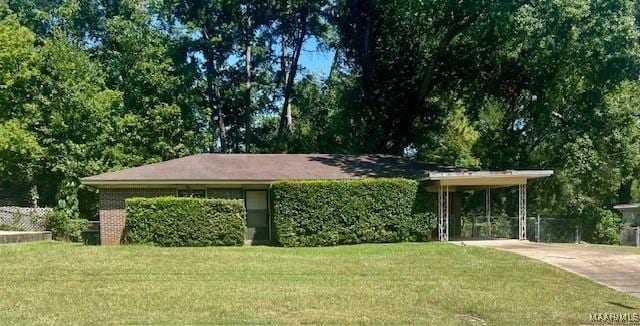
[457,240,640,298]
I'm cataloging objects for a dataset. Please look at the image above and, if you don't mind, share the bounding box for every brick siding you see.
[99,188,176,245]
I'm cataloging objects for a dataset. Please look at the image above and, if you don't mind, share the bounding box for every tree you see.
[267,0,331,148]
[157,0,241,152]
[0,11,124,210]
[0,13,38,120]
[2,0,640,242]
[96,1,207,164]
[417,101,480,168]
[0,120,43,206]
[335,0,532,153]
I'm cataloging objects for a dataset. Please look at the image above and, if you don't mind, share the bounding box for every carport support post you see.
[438,185,449,241]
[518,184,527,241]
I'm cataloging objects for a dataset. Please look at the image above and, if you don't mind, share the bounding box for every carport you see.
[422,170,554,241]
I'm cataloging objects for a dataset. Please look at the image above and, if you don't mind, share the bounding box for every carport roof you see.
[613,203,640,211]
[80,154,553,186]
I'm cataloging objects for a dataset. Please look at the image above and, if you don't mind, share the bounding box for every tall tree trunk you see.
[202,4,226,152]
[205,60,217,151]
[244,10,253,153]
[375,14,479,154]
[619,179,633,204]
[327,48,340,85]
[234,126,240,152]
[29,185,38,208]
[354,0,379,152]
[279,35,292,133]
[278,11,307,141]
[204,57,227,152]
[414,14,478,108]
[214,61,227,152]
[361,0,375,105]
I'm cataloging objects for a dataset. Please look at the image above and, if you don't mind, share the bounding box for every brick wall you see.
[99,188,176,245]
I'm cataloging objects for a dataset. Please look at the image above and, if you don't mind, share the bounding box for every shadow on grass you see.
[607,301,637,310]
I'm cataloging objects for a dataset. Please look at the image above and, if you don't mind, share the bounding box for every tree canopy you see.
[1,0,639,228]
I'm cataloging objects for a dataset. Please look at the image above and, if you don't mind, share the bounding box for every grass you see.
[0,242,639,325]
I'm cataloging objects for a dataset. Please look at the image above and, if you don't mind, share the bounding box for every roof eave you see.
[613,204,640,210]
[80,179,277,186]
[421,170,554,181]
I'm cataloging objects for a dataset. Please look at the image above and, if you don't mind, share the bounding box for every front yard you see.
[0,242,638,324]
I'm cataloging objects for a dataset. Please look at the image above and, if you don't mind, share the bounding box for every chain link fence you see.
[458,215,579,243]
[620,226,640,247]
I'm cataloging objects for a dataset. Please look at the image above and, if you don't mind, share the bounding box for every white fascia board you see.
[613,203,640,210]
[422,170,554,181]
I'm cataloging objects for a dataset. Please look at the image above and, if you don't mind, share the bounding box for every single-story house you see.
[81,154,553,245]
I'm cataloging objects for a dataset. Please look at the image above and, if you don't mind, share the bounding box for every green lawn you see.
[0,242,638,325]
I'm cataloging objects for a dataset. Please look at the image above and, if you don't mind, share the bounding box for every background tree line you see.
[1,0,640,241]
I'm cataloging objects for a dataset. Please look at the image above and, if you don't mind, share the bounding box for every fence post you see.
[536,215,541,243]
[636,227,639,248]
[575,224,580,244]
[472,216,476,238]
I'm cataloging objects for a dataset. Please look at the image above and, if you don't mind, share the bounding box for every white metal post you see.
[438,185,449,241]
[535,215,541,242]
[518,184,527,241]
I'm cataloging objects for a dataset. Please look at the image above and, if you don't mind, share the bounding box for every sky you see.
[298,37,335,78]
[217,36,334,79]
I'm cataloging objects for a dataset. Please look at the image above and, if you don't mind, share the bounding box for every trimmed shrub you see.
[271,178,435,247]
[46,210,89,242]
[124,197,245,247]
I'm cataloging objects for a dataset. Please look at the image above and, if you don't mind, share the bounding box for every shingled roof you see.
[81,154,465,184]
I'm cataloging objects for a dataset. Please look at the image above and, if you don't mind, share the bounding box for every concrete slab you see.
[0,231,52,244]
[455,240,640,298]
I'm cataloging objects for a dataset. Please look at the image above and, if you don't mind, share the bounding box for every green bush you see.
[124,197,245,247]
[271,178,435,247]
[578,206,623,245]
[46,210,89,242]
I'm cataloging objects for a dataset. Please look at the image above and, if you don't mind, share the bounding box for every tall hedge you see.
[124,197,245,247]
[271,178,435,247]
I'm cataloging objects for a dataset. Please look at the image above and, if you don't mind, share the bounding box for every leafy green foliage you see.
[418,103,480,168]
[271,179,435,246]
[0,120,43,184]
[46,210,89,242]
[0,4,207,215]
[2,0,640,233]
[124,197,246,247]
[56,179,80,220]
[0,14,38,114]
[97,2,206,164]
[577,205,623,245]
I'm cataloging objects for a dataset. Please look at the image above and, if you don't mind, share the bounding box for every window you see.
[177,189,206,198]
[207,188,243,200]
